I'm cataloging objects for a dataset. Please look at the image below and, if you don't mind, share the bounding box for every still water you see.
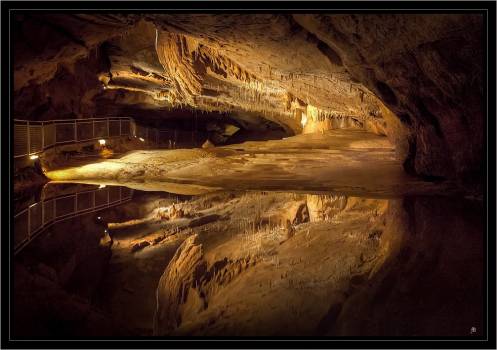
[12,183,485,337]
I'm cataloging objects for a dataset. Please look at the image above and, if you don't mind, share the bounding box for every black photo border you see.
[1,1,495,349]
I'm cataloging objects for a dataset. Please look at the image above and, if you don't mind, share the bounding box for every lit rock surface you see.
[45,130,459,197]
[13,14,484,187]
[146,192,483,336]
[13,185,483,337]
[12,12,486,339]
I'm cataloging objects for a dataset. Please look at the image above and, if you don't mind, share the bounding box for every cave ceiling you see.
[13,13,484,180]
[13,14,387,133]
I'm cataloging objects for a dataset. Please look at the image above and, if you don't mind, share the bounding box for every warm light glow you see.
[99,148,114,158]
[29,154,39,160]
[97,216,102,220]
[45,161,124,181]
[139,137,145,142]
[301,113,308,128]
[98,139,106,146]
[99,184,106,189]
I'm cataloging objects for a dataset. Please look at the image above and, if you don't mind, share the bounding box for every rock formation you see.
[148,191,483,336]
[13,14,484,189]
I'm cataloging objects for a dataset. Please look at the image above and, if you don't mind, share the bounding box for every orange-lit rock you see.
[12,14,484,188]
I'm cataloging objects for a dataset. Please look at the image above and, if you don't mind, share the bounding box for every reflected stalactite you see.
[12,180,484,337]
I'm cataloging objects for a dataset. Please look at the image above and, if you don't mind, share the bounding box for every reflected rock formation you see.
[152,192,483,336]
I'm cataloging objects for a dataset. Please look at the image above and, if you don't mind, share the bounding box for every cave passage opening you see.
[130,108,293,148]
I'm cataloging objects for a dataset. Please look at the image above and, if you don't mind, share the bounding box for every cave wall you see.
[293,14,484,182]
[12,13,485,186]
[328,195,484,336]
[13,48,108,120]
[151,193,484,336]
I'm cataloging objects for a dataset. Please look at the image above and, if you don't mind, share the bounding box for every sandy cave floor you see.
[45,130,459,197]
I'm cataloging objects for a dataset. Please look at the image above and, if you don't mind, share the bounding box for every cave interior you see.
[11,13,486,338]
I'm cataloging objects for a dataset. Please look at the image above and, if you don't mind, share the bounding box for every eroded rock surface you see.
[149,191,483,336]
[154,234,206,334]
[45,130,462,197]
[13,184,484,337]
[13,14,484,187]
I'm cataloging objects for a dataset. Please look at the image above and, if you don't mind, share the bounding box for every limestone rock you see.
[201,139,215,149]
[130,241,150,253]
[154,234,206,335]
[36,263,58,283]
[188,214,220,228]
[12,13,484,189]
[306,194,348,222]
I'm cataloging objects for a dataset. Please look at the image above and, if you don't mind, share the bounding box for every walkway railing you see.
[13,185,134,255]
[13,117,133,158]
[135,125,203,148]
[13,116,210,158]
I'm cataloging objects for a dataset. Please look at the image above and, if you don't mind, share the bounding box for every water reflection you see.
[12,186,485,338]
[13,183,133,254]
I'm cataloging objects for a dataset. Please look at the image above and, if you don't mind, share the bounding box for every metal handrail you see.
[13,185,134,255]
[13,116,207,158]
[13,117,135,158]
[13,117,133,123]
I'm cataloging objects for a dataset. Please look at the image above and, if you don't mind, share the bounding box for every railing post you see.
[41,200,44,228]
[27,121,30,156]
[41,122,45,151]
[15,117,140,158]
[27,208,31,239]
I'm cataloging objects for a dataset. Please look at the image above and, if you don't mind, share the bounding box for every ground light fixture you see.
[29,154,39,160]
[99,184,106,189]
[139,137,145,142]
[99,139,106,146]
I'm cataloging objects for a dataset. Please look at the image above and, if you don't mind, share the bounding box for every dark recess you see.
[375,81,398,106]
[398,113,412,126]
[415,98,444,138]
[316,40,343,67]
